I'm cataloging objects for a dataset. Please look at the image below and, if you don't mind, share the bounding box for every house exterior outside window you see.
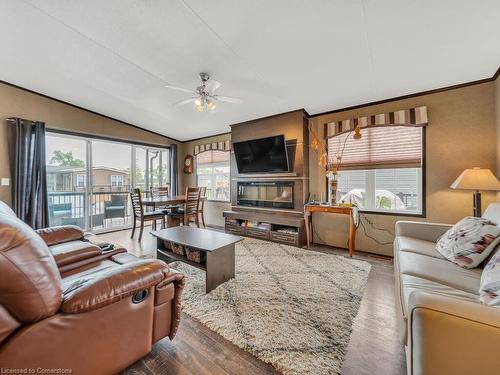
[196,150,230,202]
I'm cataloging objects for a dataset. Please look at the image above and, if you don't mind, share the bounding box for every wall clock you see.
[184,155,194,174]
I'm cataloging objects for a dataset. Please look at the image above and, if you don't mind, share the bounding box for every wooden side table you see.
[304,204,356,257]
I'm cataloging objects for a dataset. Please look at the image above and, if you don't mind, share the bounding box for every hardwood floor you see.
[98,227,406,375]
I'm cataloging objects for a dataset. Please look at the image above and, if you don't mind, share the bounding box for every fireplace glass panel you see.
[237,181,294,209]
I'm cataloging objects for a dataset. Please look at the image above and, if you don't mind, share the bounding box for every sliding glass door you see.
[45,132,170,233]
[90,140,132,232]
[46,134,89,229]
[134,147,170,192]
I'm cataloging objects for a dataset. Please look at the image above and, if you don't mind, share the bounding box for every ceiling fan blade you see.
[173,97,197,107]
[215,95,243,104]
[205,79,222,93]
[164,84,196,94]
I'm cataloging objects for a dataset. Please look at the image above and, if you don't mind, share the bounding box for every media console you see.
[223,210,305,247]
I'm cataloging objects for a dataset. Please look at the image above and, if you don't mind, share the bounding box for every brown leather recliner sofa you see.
[0,201,185,374]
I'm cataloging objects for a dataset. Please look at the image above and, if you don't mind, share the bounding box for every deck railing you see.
[48,190,132,229]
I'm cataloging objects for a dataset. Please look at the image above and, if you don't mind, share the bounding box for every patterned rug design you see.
[172,238,371,375]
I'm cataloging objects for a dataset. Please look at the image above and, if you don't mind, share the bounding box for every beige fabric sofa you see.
[394,202,500,375]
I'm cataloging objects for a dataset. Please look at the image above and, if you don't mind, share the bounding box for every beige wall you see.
[179,133,232,227]
[0,82,178,204]
[496,75,500,200]
[310,82,498,256]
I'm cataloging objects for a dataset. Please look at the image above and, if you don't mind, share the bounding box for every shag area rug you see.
[172,237,371,375]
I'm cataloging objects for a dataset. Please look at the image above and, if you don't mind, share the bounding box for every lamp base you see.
[473,191,481,217]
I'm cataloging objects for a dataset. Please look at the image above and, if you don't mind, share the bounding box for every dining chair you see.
[197,186,207,227]
[166,187,201,227]
[150,186,169,197]
[130,188,165,241]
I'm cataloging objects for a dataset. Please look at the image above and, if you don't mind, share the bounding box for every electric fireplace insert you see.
[237,181,294,209]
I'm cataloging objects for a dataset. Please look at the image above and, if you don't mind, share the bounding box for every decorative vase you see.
[328,172,338,205]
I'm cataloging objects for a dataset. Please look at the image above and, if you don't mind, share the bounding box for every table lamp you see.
[450,167,500,217]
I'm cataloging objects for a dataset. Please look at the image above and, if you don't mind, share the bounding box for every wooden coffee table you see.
[151,226,243,293]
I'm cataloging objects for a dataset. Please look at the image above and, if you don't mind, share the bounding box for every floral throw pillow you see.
[436,216,500,269]
[479,248,500,306]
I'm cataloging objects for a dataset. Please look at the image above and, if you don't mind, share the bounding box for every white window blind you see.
[196,150,230,165]
[328,126,423,170]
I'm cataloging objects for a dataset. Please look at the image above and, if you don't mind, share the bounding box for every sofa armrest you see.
[408,291,500,328]
[36,225,84,246]
[50,241,102,268]
[408,291,500,375]
[61,260,168,313]
[395,221,452,243]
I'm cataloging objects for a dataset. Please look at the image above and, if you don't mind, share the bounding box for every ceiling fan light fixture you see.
[207,100,216,111]
[165,72,242,111]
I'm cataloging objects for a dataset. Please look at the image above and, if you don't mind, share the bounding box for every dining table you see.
[141,195,186,228]
[141,194,207,228]
[141,195,187,210]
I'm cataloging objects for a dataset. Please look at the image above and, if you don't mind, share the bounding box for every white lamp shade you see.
[450,168,500,191]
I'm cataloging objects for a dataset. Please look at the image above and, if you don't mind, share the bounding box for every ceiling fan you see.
[164,72,243,112]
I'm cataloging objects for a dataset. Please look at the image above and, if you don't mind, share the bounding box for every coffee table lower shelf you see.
[157,248,206,271]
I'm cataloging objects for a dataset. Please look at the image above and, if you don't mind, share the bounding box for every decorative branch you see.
[308,121,355,176]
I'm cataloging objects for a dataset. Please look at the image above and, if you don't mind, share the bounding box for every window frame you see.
[195,150,231,203]
[76,174,86,188]
[110,174,124,187]
[326,127,426,218]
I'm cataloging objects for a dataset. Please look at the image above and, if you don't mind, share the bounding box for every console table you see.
[304,204,357,257]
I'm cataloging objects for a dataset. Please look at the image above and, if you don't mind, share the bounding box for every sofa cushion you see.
[483,202,500,225]
[479,250,500,306]
[61,259,119,289]
[395,236,446,259]
[397,251,482,295]
[436,216,500,268]
[401,274,479,317]
[395,272,481,345]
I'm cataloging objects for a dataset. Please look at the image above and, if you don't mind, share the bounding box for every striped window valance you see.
[326,106,428,137]
[194,140,231,155]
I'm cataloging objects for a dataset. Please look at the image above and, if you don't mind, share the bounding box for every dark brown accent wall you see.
[229,109,309,213]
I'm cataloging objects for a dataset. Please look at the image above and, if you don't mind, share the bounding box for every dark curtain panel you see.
[169,144,179,196]
[9,118,49,229]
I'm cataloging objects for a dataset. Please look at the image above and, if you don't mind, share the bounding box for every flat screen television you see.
[233,135,289,173]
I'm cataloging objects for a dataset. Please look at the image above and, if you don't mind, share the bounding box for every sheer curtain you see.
[8,118,49,228]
